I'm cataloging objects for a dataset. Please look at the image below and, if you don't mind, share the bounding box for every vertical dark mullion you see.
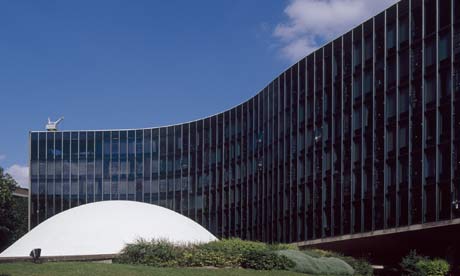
[395,2,401,227]
[301,60,307,241]
[86,132,90,204]
[194,123,198,224]
[329,43,335,238]
[78,132,82,206]
[340,36,345,235]
[348,33,353,235]
[118,131,121,201]
[450,0,455,220]
[44,132,48,219]
[408,0,413,225]
[235,108,239,237]
[186,124,192,218]
[234,109,243,238]
[260,92,265,241]
[263,89,268,241]
[434,0,440,222]
[321,47,327,238]
[421,0,427,223]
[167,127,170,208]
[271,82,276,242]
[351,28,356,233]
[330,43,335,237]
[327,45,334,237]
[395,2,404,222]
[221,114,225,237]
[360,24,366,233]
[278,75,287,242]
[267,86,271,241]
[39,133,45,223]
[178,126,183,214]
[173,127,176,212]
[312,52,317,239]
[295,63,300,241]
[254,97,258,240]
[372,16,377,230]
[244,105,249,239]
[256,98,260,240]
[287,72,291,242]
[213,117,218,235]
[295,65,300,241]
[201,120,206,229]
[280,75,285,241]
[383,9,389,228]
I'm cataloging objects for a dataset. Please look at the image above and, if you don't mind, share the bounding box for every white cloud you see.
[274,0,399,62]
[6,164,29,188]
[0,154,6,161]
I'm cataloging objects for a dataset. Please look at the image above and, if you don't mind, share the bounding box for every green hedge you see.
[116,238,294,270]
[116,238,374,275]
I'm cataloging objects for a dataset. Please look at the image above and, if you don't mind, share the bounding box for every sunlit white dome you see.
[0,201,217,258]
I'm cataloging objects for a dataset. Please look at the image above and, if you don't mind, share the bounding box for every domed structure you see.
[0,201,217,258]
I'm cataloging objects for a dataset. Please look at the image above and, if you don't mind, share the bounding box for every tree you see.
[0,166,25,251]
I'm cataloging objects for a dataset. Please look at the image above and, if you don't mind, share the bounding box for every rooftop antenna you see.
[46,117,64,131]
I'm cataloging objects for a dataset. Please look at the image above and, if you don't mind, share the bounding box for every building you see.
[29,0,460,260]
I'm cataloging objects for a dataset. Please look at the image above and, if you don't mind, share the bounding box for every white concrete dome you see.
[0,201,217,258]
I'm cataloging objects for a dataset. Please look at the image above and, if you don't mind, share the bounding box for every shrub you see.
[241,250,294,270]
[116,238,369,275]
[186,238,295,269]
[416,259,450,276]
[184,245,239,267]
[304,248,338,258]
[401,250,428,276]
[116,238,296,269]
[303,249,373,276]
[277,249,355,275]
[339,256,373,276]
[116,239,188,267]
[190,238,267,267]
[401,251,450,276]
[268,243,299,251]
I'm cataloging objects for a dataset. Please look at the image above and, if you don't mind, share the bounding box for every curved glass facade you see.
[30,0,460,243]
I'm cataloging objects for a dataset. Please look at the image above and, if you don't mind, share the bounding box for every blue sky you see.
[0,0,396,187]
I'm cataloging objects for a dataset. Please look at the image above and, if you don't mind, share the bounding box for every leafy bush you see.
[339,256,373,276]
[116,239,188,267]
[401,250,429,276]
[116,238,295,269]
[184,245,239,267]
[268,243,298,251]
[241,250,294,270]
[416,259,450,276]
[303,249,372,276]
[303,248,337,258]
[116,238,373,275]
[276,249,355,275]
[190,238,267,267]
[401,251,450,276]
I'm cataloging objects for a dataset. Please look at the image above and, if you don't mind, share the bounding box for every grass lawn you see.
[0,262,310,276]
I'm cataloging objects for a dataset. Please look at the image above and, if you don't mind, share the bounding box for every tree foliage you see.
[0,166,26,251]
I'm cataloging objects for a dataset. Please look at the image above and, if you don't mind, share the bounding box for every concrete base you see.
[293,219,460,267]
[0,254,117,263]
